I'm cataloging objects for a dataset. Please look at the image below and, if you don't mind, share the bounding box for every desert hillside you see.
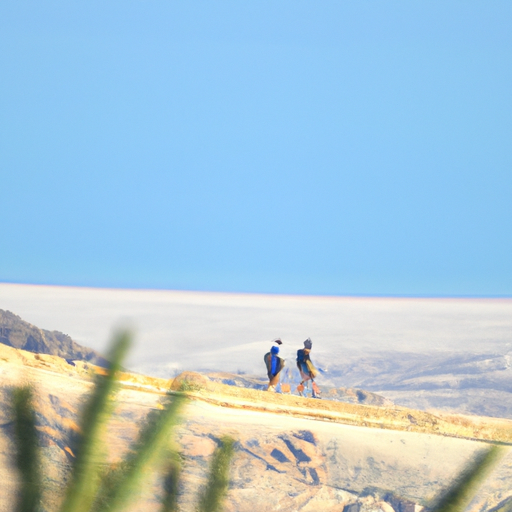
[1,343,512,512]
[0,309,109,367]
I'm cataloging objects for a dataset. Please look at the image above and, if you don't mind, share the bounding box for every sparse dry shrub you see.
[178,380,204,393]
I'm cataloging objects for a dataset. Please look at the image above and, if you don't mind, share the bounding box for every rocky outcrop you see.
[0,309,108,367]
[325,387,394,406]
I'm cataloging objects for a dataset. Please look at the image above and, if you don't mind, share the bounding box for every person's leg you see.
[268,373,279,391]
[297,370,312,396]
[303,376,312,395]
[275,371,282,393]
[297,369,307,395]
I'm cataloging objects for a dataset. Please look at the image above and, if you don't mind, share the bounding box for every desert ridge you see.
[1,342,512,512]
[2,342,512,444]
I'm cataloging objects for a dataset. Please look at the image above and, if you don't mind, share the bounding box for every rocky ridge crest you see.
[0,309,108,367]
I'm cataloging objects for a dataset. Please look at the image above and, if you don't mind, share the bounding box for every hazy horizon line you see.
[1,280,511,301]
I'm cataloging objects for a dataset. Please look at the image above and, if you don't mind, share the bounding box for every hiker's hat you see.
[304,338,312,349]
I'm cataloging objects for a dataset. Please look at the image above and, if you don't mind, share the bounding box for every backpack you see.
[264,352,285,376]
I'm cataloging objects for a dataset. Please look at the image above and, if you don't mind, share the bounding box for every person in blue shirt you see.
[264,340,285,392]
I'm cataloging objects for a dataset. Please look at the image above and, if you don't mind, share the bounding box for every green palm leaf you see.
[197,436,236,512]
[160,453,182,512]
[431,445,505,512]
[11,386,42,512]
[94,392,186,512]
[59,329,131,512]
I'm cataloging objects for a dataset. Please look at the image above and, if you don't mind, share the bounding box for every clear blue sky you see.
[1,1,511,297]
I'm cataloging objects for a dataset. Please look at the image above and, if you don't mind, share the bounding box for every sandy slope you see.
[1,344,511,512]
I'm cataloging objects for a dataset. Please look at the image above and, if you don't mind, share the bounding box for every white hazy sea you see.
[0,283,511,378]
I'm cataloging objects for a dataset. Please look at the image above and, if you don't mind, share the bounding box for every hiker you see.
[296,338,320,398]
[264,339,285,392]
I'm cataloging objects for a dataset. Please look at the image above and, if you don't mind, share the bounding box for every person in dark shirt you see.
[296,338,320,398]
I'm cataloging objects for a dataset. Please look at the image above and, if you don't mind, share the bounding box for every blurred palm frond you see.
[431,445,506,512]
[11,386,42,512]
[197,436,236,512]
